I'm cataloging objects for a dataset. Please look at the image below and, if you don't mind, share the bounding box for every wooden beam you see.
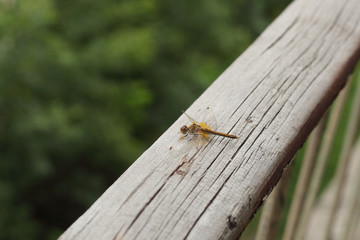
[60,0,360,239]
[303,139,360,240]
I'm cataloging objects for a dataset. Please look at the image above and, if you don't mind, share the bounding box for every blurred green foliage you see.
[0,0,291,239]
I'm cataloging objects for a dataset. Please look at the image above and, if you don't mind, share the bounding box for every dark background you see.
[0,0,292,239]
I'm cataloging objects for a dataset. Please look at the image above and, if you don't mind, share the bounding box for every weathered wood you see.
[304,139,360,240]
[255,160,293,240]
[294,80,351,240]
[59,0,360,239]
[282,118,325,240]
[324,72,360,240]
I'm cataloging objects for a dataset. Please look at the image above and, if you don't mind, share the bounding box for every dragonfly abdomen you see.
[201,128,239,139]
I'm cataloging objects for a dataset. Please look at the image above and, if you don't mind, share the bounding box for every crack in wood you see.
[184,167,238,239]
[117,171,155,212]
[262,16,300,54]
[120,183,165,238]
[73,210,99,239]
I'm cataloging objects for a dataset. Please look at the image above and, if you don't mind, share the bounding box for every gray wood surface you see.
[59,0,360,239]
[304,140,360,240]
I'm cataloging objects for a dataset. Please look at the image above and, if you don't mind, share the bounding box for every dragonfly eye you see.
[180,125,188,134]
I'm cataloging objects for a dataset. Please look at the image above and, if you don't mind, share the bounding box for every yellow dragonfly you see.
[180,110,238,146]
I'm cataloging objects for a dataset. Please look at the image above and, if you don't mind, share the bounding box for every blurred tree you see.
[0,0,291,239]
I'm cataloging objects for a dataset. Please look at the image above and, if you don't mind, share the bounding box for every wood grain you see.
[304,140,360,240]
[59,0,360,239]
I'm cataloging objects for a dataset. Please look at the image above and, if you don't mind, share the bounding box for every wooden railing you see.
[59,0,360,239]
[251,71,360,240]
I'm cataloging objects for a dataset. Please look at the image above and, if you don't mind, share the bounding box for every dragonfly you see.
[180,110,238,146]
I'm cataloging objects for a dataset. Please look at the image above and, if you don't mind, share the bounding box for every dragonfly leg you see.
[179,133,189,141]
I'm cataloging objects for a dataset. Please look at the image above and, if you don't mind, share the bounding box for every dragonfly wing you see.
[196,132,211,148]
[183,111,198,124]
[201,107,218,131]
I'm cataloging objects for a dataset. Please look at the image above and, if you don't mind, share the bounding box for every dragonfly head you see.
[180,125,189,134]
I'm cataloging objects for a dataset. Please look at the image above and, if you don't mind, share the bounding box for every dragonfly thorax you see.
[181,124,200,135]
